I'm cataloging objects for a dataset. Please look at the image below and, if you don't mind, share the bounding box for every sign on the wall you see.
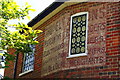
[41,3,107,77]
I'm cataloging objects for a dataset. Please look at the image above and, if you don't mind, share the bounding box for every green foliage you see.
[0,0,42,68]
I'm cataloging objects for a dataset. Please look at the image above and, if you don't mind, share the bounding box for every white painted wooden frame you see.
[67,12,88,58]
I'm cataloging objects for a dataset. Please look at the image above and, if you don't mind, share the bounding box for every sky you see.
[8,0,55,25]
[15,0,56,24]
[0,0,55,76]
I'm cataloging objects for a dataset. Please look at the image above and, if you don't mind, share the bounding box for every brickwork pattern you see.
[4,49,15,78]
[41,2,108,77]
[4,2,120,79]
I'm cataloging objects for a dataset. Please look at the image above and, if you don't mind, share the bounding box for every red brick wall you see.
[105,2,120,78]
[16,26,45,78]
[4,49,15,78]
[4,2,120,79]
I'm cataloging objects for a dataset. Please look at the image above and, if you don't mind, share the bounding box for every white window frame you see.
[19,44,35,76]
[67,12,88,58]
[22,52,34,72]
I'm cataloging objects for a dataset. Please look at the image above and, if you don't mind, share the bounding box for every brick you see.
[111,75,119,78]
[4,2,120,79]
[99,72,107,75]
[100,75,109,78]
[108,71,117,75]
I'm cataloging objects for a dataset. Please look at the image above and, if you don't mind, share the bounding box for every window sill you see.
[19,69,34,77]
[67,53,87,58]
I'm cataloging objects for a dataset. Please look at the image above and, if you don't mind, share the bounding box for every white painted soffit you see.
[32,1,89,29]
[32,0,120,29]
[55,0,120,2]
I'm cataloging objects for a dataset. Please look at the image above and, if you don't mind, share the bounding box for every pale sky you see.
[15,0,56,24]
[8,0,55,25]
[0,0,55,76]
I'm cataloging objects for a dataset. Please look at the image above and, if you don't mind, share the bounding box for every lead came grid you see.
[71,14,87,55]
[23,45,35,72]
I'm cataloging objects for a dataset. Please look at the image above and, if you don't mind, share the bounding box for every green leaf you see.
[5,61,10,65]
[0,0,42,69]
[2,66,9,68]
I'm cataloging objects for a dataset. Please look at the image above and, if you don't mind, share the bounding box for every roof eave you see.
[27,2,64,27]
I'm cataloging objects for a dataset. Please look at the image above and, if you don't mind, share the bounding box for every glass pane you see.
[23,44,35,72]
[70,13,87,55]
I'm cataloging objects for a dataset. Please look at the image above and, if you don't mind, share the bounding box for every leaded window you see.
[69,12,88,57]
[23,44,35,72]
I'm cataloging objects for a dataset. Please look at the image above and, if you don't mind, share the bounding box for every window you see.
[22,44,35,72]
[0,50,4,68]
[68,12,88,58]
